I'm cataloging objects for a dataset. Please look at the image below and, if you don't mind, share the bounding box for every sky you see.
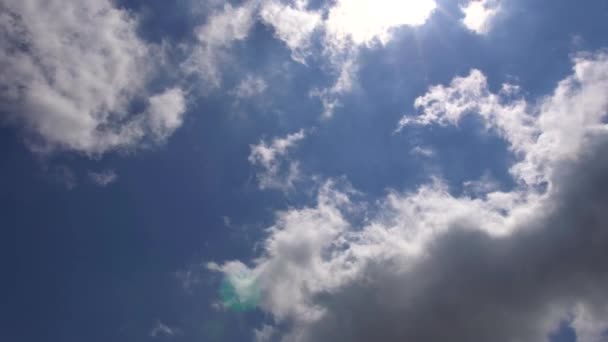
[2,0,608,341]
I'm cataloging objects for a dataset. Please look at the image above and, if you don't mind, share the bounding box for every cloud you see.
[0,0,187,156]
[399,52,608,188]
[309,57,358,118]
[461,0,501,34]
[146,88,188,143]
[324,0,436,48]
[249,130,306,192]
[88,170,118,187]
[259,0,322,64]
[409,146,435,157]
[462,171,501,196]
[215,52,608,341]
[232,75,268,99]
[183,2,257,87]
[317,0,436,118]
[150,320,179,338]
[254,324,276,342]
[183,0,437,118]
[258,0,438,118]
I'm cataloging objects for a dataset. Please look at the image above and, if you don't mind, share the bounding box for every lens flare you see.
[219,270,261,312]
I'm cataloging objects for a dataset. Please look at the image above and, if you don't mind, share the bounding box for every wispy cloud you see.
[249,130,306,192]
[182,2,256,88]
[232,75,268,100]
[150,321,179,338]
[88,170,118,187]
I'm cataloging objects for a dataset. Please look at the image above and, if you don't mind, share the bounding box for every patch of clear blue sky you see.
[2,0,608,341]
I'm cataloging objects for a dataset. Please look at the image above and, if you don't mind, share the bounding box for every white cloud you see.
[232,75,268,99]
[254,324,276,342]
[315,0,436,118]
[259,0,322,64]
[409,146,435,157]
[88,170,118,187]
[183,0,436,118]
[257,0,437,118]
[249,130,306,192]
[0,0,187,156]
[214,52,608,341]
[325,0,437,48]
[399,53,608,188]
[146,88,188,142]
[571,304,608,342]
[310,57,359,118]
[461,0,501,34]
[183,2,257,87]
[150,321,179,338]
[462,171,501,196]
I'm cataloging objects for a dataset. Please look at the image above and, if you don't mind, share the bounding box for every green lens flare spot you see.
[219,271,261,312]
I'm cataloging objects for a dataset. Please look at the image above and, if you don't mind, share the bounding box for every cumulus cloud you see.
[461,0,501,34]
[214,52,608,341]
[249,130,306,192]
[88,169,118,187]
[399,52,608,188]
[0,0,187,156]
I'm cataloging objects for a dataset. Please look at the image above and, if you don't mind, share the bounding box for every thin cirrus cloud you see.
[0,0,187,156]
[214,52,608,341]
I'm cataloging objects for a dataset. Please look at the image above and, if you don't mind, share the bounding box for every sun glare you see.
[327,0,437,46]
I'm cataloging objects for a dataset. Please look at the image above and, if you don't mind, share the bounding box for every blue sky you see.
[2,0,608,341]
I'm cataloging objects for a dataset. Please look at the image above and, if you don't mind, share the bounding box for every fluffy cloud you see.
[399,52,608,188]
[146,88,188,142]
[0,0,187,156]
[249,130,306,192]
[215,53,608,341]
[461,0,501,34]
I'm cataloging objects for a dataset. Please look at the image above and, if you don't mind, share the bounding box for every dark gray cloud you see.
[214,53,608,341]
[305,137,608,342]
